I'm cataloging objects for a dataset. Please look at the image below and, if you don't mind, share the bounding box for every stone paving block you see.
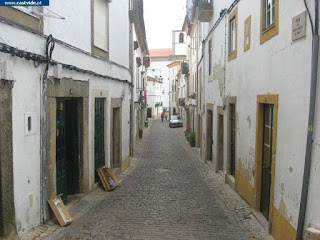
[21,119,272,240]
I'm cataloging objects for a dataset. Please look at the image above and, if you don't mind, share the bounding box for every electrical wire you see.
[43,34,55,84]
[0,41,132,85]
[304,0,315,36]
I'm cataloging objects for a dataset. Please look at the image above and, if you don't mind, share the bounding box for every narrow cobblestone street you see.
[22,119,272,240]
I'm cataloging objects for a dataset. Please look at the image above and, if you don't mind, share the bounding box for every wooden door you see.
[260,104,274,220]
[112,107,121,168]
[207,110,213,161]
[94,98,105,182]
[147,108,152,118]
[229,104,236,176]
[56,99,79,203]
[56,100,67,203]
[218,114,224,170]
[65,100,79,196]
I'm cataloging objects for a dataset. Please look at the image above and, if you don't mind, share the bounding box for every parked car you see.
[169,115,183,128]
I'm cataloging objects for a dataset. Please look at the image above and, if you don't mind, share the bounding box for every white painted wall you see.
[43,0,91,52]
[6,55,42,234]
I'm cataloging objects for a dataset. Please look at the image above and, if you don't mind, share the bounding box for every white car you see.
[169,115,183,128]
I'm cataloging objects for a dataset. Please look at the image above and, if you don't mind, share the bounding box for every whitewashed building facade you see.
[0,0,145,237]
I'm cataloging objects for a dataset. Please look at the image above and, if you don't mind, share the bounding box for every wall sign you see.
[292,11,306,41]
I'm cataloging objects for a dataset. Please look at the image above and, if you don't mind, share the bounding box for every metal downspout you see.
[223,13,227,109]
[129,7,134,157]
[296,1,319,239]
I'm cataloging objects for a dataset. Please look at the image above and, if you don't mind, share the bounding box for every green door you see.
[94,98,105,182]
[56,99,79,204]
[65,100,79,196]
[56,100,67,203]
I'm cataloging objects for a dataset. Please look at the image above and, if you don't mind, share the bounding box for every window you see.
[228,7,238,61]
[230,18,236,53]
[179,33,184,43]
[264,0,275,29]
[208,39,212,75]
[93,0,109,53]
[260,0,279,44]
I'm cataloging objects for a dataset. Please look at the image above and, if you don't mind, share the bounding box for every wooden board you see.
[48,195,72,227]
[97,166,120,191]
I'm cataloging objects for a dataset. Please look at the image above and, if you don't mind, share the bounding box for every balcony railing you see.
[198,0,213,22]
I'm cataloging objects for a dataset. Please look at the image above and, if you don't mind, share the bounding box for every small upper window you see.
[94,0,109,52]
[264,0,275,30]
[260,0,278,44]
[230,18,236,53]
[228,7,238,61]
[179,33,184,43]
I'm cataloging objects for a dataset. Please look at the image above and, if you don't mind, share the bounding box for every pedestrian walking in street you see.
[161,112,164,122]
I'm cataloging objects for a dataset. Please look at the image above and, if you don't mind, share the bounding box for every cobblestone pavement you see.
[21,119,273,240]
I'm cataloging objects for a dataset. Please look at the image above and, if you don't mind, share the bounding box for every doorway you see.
[229,103,236,176]
[254,95,278,230]
[217,110,224,171]
[147,108,152,118]
[111,107,121,169]
[94,98,105,183]
[260,104,274,220]
[56,99,79,204]
[206,109,213,161]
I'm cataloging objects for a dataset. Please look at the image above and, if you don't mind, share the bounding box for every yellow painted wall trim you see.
[121,155,130,172]
[271,206,296,240]
[235,169,255,208]
[260,0,279,44]
[244,16,251,51]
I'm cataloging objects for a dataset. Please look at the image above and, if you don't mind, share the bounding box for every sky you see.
[144,0,186,50]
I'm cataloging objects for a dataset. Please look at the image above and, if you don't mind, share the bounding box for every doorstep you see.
[252,209,270,233]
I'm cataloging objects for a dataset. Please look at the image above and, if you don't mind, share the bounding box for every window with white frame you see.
[94,0,109,51]
[264,0,275,30]
[230,17,236,53]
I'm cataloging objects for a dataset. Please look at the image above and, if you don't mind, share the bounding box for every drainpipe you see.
[296,1,319,239]
[223,13,227,109]
[129,10,134,157]
[40,35,55,224]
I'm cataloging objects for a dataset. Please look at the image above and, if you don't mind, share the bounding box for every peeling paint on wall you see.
[289,167,293,173]
[212,63,224,97]
[279,197,288,218]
